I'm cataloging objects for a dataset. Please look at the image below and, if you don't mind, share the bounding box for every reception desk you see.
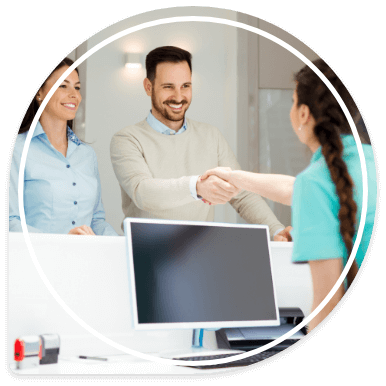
[8,232,313,374]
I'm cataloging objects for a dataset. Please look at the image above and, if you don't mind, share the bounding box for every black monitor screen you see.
[129,222,278,326]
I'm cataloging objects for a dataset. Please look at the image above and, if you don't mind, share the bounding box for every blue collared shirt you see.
[146,111,188,135]
[9,122,117,236]
[146,111,200,200]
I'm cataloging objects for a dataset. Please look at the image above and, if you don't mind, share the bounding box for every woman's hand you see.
[68,225,96,236]
[198,167,240,205]
[200,167,233,182]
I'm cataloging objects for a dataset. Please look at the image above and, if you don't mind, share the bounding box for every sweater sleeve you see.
[110,130,194,212]
[215,129,285,237]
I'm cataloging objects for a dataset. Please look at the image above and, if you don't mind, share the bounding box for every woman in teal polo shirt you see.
[201,59,376,332]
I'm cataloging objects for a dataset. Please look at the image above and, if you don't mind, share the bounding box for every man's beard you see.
[151,93,190,122]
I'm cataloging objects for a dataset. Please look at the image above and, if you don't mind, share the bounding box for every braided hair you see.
[19,57,79,134]
[295,59,359,287]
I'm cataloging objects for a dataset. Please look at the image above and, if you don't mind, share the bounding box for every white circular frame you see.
[18,16,368,367]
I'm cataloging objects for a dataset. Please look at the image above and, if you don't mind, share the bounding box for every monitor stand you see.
[158,329,243,359]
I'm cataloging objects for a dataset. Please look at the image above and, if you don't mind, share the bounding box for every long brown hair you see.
[19,57,79,134]
[295,59,359,287]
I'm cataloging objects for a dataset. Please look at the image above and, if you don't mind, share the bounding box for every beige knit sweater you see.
[110,118,284,237]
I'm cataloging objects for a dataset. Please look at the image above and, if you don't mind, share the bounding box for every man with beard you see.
[110,46,289,240]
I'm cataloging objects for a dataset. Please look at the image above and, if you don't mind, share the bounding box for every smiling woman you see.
[9,58,117,236]
[19,58,79,135]
[37,69,81,139]
[35,63,82,157]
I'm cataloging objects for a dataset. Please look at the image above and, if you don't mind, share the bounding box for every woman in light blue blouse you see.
[201,59,376,332]
[10,58,117,236]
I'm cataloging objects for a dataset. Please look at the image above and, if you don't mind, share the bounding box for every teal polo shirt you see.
[291,135,376,268]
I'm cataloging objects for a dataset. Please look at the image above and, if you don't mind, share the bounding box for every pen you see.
[79,355,108,361]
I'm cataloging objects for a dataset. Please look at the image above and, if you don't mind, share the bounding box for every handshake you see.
[197,167,292,242]
[196,167,237,206]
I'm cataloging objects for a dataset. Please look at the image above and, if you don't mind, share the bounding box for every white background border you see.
[18,16,368,366]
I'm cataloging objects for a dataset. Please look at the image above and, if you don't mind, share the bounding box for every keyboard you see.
[173,350,280,369]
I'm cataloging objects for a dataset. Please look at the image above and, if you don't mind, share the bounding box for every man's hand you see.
[273,226,293,242]
[197,175,241,205]
[68,225,96,236]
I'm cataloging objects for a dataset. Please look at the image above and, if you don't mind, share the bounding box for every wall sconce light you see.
[125,53,142,69]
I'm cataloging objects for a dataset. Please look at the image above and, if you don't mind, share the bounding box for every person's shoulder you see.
[295,159,331,194]
[75,141,98,163]
[186,118,220,132]
[186,118,224,143]
[362,143,375,163]
[12,132,29,156]
[344,142,375,170]
[15,131,28,143]
[298,156,326,179]
[112,120,148,139]
[343,136,373,161]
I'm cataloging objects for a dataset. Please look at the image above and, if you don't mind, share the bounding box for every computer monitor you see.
[124,218,280,331]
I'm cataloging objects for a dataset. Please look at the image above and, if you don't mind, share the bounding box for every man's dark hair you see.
[146,46,192,82]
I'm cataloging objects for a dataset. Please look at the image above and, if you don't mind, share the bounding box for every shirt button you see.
[73,182,76,186]
[72,221,75,225]
[74,201,77,205]
[66,165,70,168]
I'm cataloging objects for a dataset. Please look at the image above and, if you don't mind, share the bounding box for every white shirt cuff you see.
[273,227,285,237]
[189,175,201,200]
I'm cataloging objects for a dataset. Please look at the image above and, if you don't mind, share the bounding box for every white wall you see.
[79,13,319,234]
[258,19,319,89]
[84,21,238,234]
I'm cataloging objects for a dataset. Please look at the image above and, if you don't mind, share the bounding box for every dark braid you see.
[295,59,359,287]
